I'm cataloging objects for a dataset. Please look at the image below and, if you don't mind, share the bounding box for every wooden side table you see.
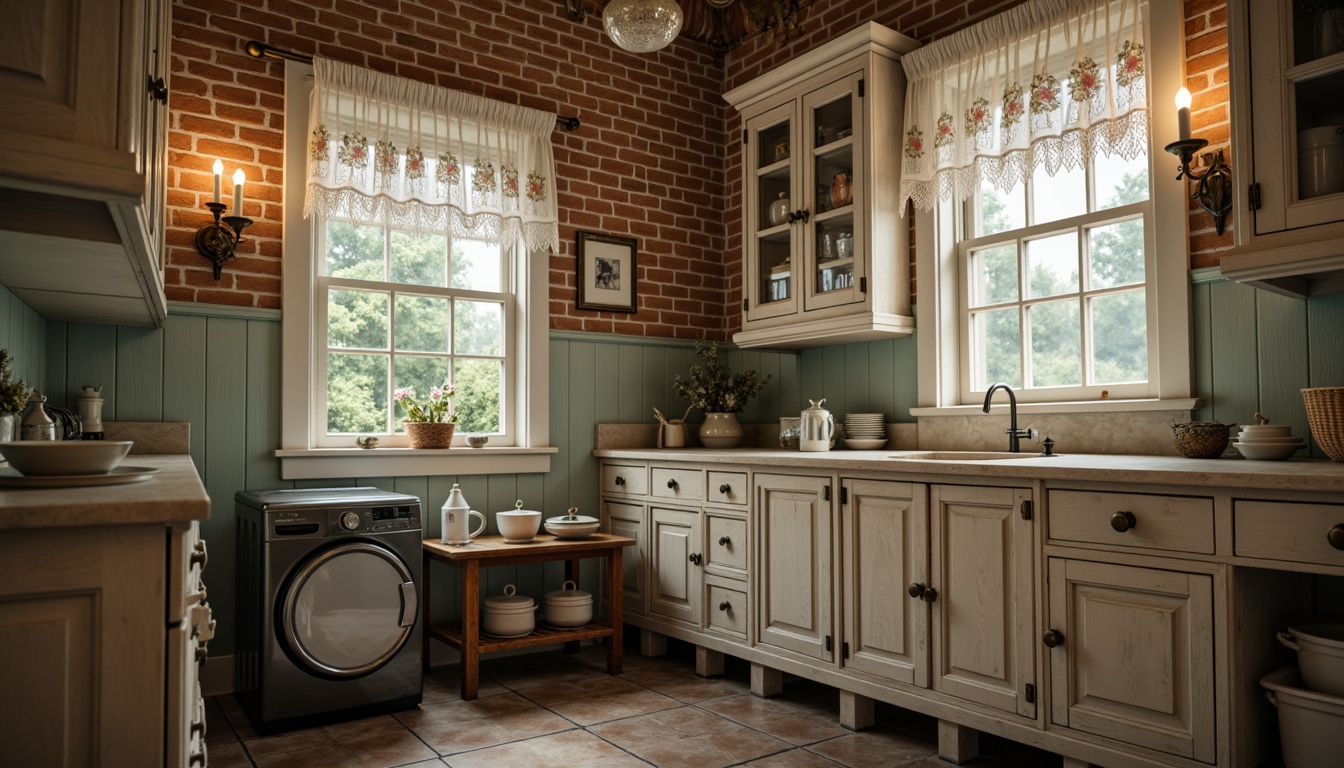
[421,533,635,700]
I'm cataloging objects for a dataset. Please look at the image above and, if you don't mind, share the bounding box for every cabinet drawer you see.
[1048,490,1214,554]
[652,466,704,501]
[706,581,748,639]
[168,521,206,623]
[1235,500,1344,567]
[602,463,647,496]
[707,471,748,505]
[706,512,748,577]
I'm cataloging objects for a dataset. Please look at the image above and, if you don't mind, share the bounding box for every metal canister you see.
[20,390,57,441]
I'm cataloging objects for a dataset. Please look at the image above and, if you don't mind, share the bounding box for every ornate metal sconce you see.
[195,201,253,279]
[1164,138,1233,236]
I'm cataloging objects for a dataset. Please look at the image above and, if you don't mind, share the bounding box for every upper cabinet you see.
[1224,0,1344,296]
[0,0,170,327]
[726,23,920,348]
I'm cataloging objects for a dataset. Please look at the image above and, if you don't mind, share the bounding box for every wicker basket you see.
[1171,421,1233,458]
[405,421,455,449]
[1303,387,1344,462]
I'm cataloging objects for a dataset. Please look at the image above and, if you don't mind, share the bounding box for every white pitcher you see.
[441,483,487,545]
[800,399,835,452]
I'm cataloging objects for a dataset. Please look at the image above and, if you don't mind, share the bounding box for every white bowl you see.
[1233,441,1303,460]
[1239,425,1293,438]
[844,438,888,450]
[1235,436,1305,444]
[1278,624,1344,697]
[0,440,132,476]
[496,507,542,542]
[544,512,601,539]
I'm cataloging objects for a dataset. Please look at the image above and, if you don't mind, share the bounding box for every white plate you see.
[844,438,888,450]
[0,465,159,488]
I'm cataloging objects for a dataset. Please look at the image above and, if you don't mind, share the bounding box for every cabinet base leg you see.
[937,720,979,764]
[695,646,725,678]
[751,663,784,697]
[838,690,874,730]
[640,629,667,657]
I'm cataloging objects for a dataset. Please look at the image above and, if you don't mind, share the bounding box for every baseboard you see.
[201,654,235,697]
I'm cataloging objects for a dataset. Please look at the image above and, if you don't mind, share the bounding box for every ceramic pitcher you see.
[800,399,835,452]
[441,483,487,545]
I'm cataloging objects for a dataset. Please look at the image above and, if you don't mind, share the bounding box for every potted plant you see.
[0,350,27,442]
[673,341,772,448]
[395,381,459,448]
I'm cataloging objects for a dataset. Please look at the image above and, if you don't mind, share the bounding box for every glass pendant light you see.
[603,0,684,53]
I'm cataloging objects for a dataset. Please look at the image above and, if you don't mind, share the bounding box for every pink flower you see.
[1125,55,1139,73]
[430,386,443,401]
[908,137,922,152]
[394,388,411,401]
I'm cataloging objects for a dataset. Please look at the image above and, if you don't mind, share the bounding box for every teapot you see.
[800,399,835,452]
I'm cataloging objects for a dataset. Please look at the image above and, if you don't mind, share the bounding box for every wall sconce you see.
[1164,87,1232,236]
[195,161,253,279]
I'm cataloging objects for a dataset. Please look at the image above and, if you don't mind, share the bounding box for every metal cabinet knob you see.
[667,478,679,490]
[719,483,731,494]
[688,553,702,565]
[920,586,938,603]
[1329,524,1344,551]
[614,475,625,486]
[190,719,206,738]
[719,601,732,612]
[190,540,208,570]
[718,535,731,546]
[196,644,208,665]
[190,749,205,767]
[1043,629,1065,648]
[908,582,925,598]
[147,75,168,105]
[1110,510,1137,533]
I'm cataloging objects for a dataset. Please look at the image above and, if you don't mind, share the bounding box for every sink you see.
[889,451,1040,461]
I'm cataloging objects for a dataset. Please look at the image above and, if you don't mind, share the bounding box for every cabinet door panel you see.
[842,479,927,686]
[604,501,647,616]
[1047,558,1215,763]
[930,485,1035,718]
[649,506,700,625]
[803,71,867,313]
[756,473,833,661]
[745,101,800,322]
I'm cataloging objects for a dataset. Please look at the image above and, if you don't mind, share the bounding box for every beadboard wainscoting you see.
[0,283,49,392]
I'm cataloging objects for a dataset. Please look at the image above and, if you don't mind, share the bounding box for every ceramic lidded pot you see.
[541,580,593,628]
[768,192,790,226]
[481,585,536,638]
[496,500,542,543]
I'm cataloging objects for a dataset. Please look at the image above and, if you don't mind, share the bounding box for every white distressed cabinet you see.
[755,472,834,660]
[649,505,702,625]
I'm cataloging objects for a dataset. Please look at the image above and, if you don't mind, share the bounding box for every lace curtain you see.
[899,0,1148,213]
[306,58,560,253]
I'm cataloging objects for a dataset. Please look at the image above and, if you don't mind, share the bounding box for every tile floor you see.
[207,638,1062,767]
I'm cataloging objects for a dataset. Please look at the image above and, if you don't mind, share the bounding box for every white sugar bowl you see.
[481,585,536,638]
[541,580,593,628]
[496,500,542,543]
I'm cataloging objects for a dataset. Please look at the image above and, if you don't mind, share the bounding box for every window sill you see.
[909,397,1203,417]
[275,446,556,479]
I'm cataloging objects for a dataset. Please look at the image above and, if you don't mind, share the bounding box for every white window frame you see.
[914,0,1196,415]
[277,62,553,478]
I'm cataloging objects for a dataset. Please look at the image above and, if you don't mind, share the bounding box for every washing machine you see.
[235,488,423,733]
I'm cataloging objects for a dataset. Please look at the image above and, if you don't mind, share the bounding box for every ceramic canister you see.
[541,580,593,628]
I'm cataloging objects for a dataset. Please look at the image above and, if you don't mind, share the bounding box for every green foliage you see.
[0,350,28,414]
[674,341,772,414]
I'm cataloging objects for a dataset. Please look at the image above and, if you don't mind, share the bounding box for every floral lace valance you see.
[899,0,1148,213]
[307,58,560,253]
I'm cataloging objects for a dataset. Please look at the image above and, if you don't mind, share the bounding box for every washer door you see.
[281,541,418,678]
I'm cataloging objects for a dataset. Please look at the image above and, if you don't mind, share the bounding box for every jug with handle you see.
[800,399,835,452]
[441,482,487,545]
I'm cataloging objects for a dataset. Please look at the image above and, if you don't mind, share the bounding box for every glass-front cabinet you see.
[1223,0,1344,296]
[729,23,919,348]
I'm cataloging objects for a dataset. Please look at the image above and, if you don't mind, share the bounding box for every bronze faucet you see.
[982,382,1038,453]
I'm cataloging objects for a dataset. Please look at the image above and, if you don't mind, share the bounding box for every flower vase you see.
[406,421,455,449]
[699,412,743,449]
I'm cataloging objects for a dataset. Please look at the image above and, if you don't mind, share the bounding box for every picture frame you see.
[576,231,638,313]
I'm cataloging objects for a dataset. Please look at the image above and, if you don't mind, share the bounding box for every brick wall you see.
[1183,0,1233,269]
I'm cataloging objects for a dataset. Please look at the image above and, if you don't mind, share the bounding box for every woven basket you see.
[1303,387,1344,462]
[1171,421,1233,458]
[405,421,455,449]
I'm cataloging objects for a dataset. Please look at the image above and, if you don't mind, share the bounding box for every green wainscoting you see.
[0,283,48,395]
[797,336,920,422]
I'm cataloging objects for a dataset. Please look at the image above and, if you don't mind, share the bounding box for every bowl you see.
[481,585,536,638]
[541,580,593,628]
[1233,441,1303,460]
[1278,624,1344,697]
[1235,436,1306,444]
[496,501,542,543]
[466,434,489,448]
[1171,422,1233,458]
[844,438,888,450]
[0,440,133,476]
[1239,425,1293,439]
[544,507,601,539]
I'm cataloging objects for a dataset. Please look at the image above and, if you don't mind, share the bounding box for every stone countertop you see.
[0,454,210,530]
[592,448,1344,494]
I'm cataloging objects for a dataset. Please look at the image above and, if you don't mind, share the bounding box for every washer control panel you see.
[328,504,421,535]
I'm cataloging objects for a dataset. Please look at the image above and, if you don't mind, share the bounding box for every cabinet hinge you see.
[1025,683,1035,704]
[840,486,848,504]
[1248,182,1261,211]
[859,276,866,294]
[858,79,864,98]
[842,641,850,659]
[743,298,748,312]
[823,485,832,502]
[825,635,833,652]
[1020,500,1033,520]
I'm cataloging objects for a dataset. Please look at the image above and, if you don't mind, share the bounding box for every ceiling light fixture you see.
[602,0,684,53]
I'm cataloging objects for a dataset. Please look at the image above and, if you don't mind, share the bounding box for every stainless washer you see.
[235,488,423,733]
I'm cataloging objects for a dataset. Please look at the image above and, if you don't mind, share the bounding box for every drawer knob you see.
[719,483,731,494]
[920,586,938,603]
[190,749,205,767]
[196,645,208,665]
[667,479,679,490]
[190,540,208,570]
[615,476,625,486]
[191,719,206,738]
[719,600,732,612]
[688,552,702,565]
[908,582,925,598]
[1043,629,1065,648]
[1110,510,1137,533]
[1329,524,1344,551]
[718,535,731,546]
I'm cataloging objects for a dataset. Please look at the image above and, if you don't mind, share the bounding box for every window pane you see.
[329,289,388,350]
[1031,163,1086,224]
[1088,218,1146,289]
[452,239,502,293]
[326,221,384,279]
[454,358,503,434]
[327,352,387,434]
[393,355,451,432]
[1091,291,1148,384]
[454,300,503,355]
[972,307,1021,390]
[1029,300,1081,388]
[394,295,450,353]
[977,180,1025,236]
[969,244,1019,307]
[1026,233,1079,299]
[1094,148,1150,210]
[390,230,447,287]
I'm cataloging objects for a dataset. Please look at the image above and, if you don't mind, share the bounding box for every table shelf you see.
[428,619,614,653]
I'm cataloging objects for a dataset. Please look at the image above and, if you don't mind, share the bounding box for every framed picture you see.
[576,231,638,313]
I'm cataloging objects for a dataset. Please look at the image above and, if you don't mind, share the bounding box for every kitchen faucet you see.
[982,382,1038,453]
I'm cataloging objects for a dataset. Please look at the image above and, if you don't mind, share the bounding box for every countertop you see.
[593,448,1344,494]
[0,454,210,530]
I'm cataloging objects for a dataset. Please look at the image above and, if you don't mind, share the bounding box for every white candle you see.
[212,160,223,204]
[232,169,246,215]
[1175,88,1192,141]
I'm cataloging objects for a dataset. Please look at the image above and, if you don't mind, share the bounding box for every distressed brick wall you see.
[1184,0,1233,269]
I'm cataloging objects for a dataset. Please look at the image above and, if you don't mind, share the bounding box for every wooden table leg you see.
[462,560,480,700]
[564,558,581,653]
[608,547,623,675]
[422,550,432,672]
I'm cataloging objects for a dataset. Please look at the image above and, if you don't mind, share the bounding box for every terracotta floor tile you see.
[243,715,416,763]
[216,694,260,740]
[441,729,648,767]
[421,665,508,704]
[805,727,938,768]
[739,749,845,767]
[589,705,790,767]
[697,692,850,745]
[480,648,613,691]
[519,675,680,725]
[205,740,255,768]
[397,694,574,755]
[205,697,241,746]
[246,725,435,768]
[619,663,751,703]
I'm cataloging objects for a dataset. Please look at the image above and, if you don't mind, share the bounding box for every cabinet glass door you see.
[804,75,866,312]
[1290,2,1344,204]
[746,103,798,321]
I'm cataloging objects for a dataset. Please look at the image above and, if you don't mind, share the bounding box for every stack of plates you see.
[1233,424,1305,461]
[843,413,887,450]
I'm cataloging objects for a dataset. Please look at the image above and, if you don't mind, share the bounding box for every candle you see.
[1175,87,1192,141]
[232,169,245,215]
[212,160,223,204]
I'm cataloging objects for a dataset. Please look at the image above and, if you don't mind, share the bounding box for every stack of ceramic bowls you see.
[843,413,887,450]
[1234,423,1305,460]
